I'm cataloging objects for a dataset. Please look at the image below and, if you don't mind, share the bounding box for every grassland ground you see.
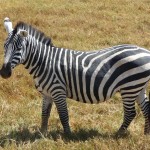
[0,0,150,149]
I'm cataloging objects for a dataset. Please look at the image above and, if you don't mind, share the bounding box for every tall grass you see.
[0,0,150,149]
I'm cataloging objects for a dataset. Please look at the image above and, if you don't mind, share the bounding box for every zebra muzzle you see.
[0,63,12,79]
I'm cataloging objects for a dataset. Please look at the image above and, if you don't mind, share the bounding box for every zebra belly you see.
[67,94,112,104]
[66,85,112,104]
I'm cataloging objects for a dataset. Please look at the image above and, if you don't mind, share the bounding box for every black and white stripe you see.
[2,22,150,135]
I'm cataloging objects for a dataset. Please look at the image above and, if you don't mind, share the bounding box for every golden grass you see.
[0,0,150,149]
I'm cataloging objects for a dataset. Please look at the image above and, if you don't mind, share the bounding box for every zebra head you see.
[1,18,28,79]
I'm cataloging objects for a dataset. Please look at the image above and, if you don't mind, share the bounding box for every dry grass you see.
[0,0,150,149]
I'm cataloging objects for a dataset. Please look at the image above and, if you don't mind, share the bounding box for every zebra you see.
[1,18,150,136]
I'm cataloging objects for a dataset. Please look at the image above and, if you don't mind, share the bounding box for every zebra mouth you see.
[0,63,12,79]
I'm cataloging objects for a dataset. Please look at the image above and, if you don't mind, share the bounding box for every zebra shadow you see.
[0,127,129,147]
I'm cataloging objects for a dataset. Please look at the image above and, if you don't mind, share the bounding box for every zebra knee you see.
[123,104,136,119]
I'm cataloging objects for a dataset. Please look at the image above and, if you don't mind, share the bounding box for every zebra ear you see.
[18,30,28,38]
[4,17,13,33]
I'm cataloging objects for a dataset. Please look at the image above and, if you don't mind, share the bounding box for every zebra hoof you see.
[115,128,130,138]
[64,129,71,135]
[40,128,48,137]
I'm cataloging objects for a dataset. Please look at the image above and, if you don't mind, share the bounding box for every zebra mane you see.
[13,21,53,46]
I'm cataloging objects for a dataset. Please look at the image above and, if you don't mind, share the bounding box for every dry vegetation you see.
[0,0,150,149]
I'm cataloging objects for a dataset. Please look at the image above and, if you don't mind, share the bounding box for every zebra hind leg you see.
[136,88,150,135]
[116,91,137,137]
[41,95,53,135]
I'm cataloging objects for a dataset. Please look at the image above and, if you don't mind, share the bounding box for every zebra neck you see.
[23,40,54,78]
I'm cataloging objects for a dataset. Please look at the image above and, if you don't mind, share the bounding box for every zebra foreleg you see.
[136,89,150,135]
[54,98,71,134]
[41,95,53,135]
[117,98,136,136]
